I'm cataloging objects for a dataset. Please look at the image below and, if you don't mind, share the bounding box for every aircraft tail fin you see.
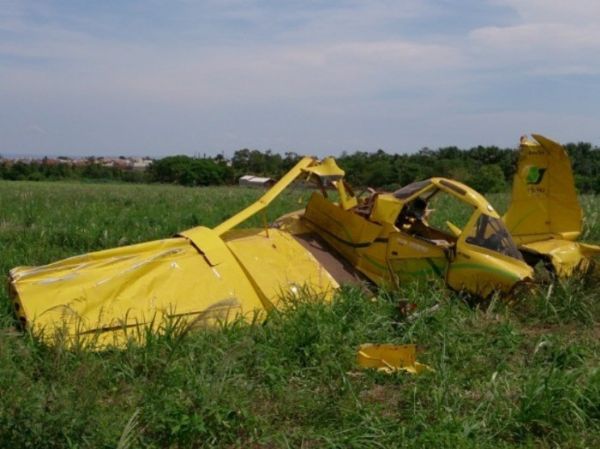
[503,134,582,244]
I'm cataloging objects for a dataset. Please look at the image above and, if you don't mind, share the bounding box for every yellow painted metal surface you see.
[446,209,534,297]
[10,234,266,347]
[300,150,594,290]
[370,194,403,224]
[432,178,490,211]
[504,134,600,277]
[10,151,554,348]
[303,191,383,264]
[504,134,582,243]
[357,344,430,374]
[303,157,345,180]
[8,156,352,348]
[386,232,447,284]
[223,228,339,309]
[446,243,533,298]
[333,180,358,210]
[10,227,339,347]
[446,220,462,237]
[212,157,316,236]
[520,239,600,277]
[396,177,493,215]
[300,176,533,297]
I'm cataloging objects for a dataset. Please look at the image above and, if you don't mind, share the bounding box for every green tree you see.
[467,164,507,193]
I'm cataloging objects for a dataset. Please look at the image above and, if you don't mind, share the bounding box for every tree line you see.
[0,160,149,183]
[1,141,599,193]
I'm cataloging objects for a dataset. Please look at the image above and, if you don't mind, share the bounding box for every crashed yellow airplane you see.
[8,134,598,347]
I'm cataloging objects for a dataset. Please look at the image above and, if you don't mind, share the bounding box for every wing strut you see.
[212,157,316,236]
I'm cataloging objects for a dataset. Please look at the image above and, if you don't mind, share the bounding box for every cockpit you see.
[355,178,524,261]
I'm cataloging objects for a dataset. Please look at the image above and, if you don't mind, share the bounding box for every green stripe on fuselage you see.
[450,262,520,281]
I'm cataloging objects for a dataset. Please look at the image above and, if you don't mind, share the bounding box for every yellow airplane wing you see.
[10,235,266,347]
[9,157,343,348]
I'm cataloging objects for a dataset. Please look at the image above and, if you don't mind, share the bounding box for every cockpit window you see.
[395,190,470,246]
[465,214,524,260]
[426,191,473,232]
[393,180,431,199]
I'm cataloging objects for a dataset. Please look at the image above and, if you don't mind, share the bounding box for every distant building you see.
[113,159,130,169]
[42,158,60,166]
[72,159,88,167]
[131,158,153,171]
[239,175,276,188]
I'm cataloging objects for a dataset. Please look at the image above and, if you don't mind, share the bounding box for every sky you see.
[1,0,600,157]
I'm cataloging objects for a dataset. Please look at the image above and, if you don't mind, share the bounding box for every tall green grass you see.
[0,180,599,448]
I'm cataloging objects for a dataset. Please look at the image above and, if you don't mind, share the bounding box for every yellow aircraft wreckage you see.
[8,133,597,347]
[504,134,600,276]
[10,158,535,347]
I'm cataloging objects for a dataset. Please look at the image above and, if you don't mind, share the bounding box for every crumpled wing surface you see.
[223,229,339,310]
[10,234,265,347]
[8,157,345,348]
[10,228,338,348]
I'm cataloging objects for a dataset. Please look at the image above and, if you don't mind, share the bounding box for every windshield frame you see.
[461,211,524,261]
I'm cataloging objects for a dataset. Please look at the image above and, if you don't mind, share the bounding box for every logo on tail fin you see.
[526,166,546,185]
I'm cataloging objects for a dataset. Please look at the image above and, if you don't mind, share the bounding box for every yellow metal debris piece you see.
[519,239,599,277]
[357,344,431,374]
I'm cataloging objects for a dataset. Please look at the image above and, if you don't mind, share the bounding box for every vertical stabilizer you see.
[504,134,582,244]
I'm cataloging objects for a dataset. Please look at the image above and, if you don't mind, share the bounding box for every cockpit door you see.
[446,212,532,297]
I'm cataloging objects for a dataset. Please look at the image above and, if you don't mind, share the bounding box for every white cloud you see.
[468,1,600,74]
[491,0,600,24]
[0,0,458,105]
[0,21,461,105]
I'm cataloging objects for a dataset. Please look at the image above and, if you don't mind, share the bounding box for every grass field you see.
[1,180,599,449]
